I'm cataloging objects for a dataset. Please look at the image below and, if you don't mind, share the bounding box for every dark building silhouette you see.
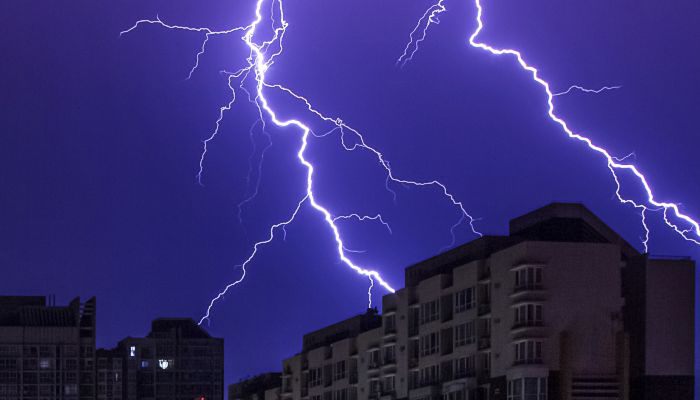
[96,348,123,400]
[0,296,96,400]
[0,298,223,400]
[229,373,282,400]
[238,203,694,400]
[117,318,224,400]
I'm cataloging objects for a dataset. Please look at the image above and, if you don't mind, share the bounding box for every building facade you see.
[0,298,223,400]
[240,203,694,400]
[118,318,224,400]
[0,296,97,400]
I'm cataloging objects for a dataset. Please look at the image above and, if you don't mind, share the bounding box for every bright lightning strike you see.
[396,0,447,67]
[123,0,484,324]
[397,0,699,249]
[552,84,622,97]
[466,0,700,247]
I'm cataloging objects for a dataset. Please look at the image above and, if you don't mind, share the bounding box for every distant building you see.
[118,318,224,400]
[229,373,281,400]
[96,348,123,400]
[0,296,96,400]
[258,203,693,400]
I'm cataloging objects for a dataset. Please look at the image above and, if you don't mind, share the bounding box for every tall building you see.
[244,203,694,400]
[0,296,96,400]
[118,318,224,400]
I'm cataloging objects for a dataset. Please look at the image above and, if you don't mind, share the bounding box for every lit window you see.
[39,359,50,369]
[129,346,136,358]
[158,359,172,370]
[140,360,150,368]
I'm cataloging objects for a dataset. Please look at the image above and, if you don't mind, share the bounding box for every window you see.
[514,304,543,327]
[368,349,381,368]
[140,360,150,369]
[420,300,440,324]
[454,356,475,378]
[420,332,440,356]
[383,376,395,393]
[384,345,396,364]
[419,365,439,386]
[443,390,466,400]
[514,341,543,364]
[409,370,420,390]
[454,287,475,313]
[129,346,136,358]
[158,359,173,370]
[334,361,346,381]
[384,315,396,334]
[39,359,50,369]
[514,267,543,291]
[508,377,547,400]
[64,384,78,395]
[369,379,380,395]
[333,388,347,400]
[454,321,475,347]
[309,367,322,387]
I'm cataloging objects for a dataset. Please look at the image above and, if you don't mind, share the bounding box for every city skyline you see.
[1,0,699,393]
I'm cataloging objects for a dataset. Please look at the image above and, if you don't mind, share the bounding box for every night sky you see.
[1,0,698,391]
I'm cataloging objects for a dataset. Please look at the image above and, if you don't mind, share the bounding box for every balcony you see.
[511,284,545,295]
[478,267,491,282]
[511,321,544,331]
[513,358,543,366]
[368,361,381,371]
[408,325,419,338]
[477,336,491,350]
[477,303,491,316]
[408,358,419,369]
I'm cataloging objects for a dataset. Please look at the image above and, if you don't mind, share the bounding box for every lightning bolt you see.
[552,85,623,97]
[396,0,447,67]
[333,214,393,235]
[397,0,700,249]
[465,0,700,247]
[123,0,485,323]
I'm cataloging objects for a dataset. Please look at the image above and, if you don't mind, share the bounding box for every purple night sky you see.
[1,0,698,391]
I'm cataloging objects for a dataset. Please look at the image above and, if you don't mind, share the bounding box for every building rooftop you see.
[148,318,213,339]
[302,309,381,352]
[405,202,641,287]
[0,296,93,327]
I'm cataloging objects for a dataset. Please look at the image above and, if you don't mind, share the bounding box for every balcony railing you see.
[511,321,544,330]
[513,358,543,366]
[368,361,381,370]
[512,284,544,294]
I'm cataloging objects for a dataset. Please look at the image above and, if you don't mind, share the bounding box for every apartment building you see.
[118,318,224,400]
[246,203,694,400]
[229,373,281,400]
[0,296,97,400]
